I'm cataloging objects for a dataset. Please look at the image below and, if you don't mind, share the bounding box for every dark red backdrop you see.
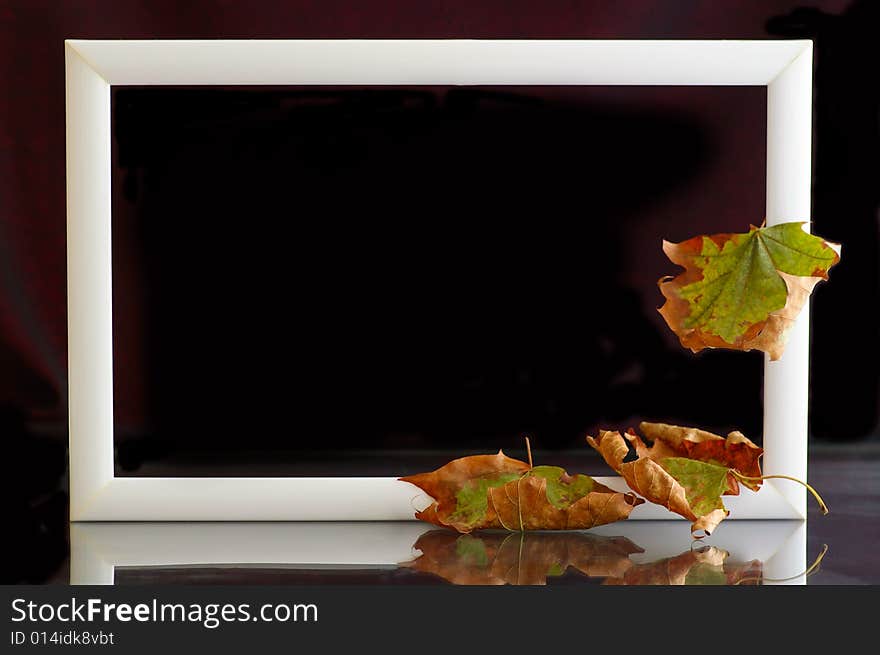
[3,0,879,585]
[0,0,875,441]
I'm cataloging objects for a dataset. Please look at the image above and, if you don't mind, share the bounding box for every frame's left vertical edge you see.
[66,41,115,520]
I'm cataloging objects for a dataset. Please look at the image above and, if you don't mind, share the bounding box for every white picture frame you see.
[67,39,813,521]
[69,520,808,585]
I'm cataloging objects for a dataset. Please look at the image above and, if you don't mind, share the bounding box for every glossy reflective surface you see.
[72,519,818,586]
[70,449,880,586]
[400,530,765,585]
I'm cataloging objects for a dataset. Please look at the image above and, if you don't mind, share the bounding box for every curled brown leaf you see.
[400,453,642,533]
[638,421,764,492]
[587,429,728,535]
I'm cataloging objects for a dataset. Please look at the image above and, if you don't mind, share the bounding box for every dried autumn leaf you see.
[400,451,529,533]
[658,222,840,360]
[638,421,764,492]
[401,530,644,585]
[587,429,732,535]
[589,423,828,533]
[603,546,762,586]
[400,454,643,533]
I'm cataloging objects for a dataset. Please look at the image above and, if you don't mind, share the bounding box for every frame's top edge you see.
[64,38,813,46]
[64,38,813,86]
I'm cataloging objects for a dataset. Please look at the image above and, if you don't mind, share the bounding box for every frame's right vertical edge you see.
[66,42,115,520]
[764,40,813,524]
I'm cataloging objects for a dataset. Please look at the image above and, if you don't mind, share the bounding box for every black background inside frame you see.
[110,84,766,477]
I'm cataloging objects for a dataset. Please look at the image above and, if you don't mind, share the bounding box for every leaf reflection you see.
[401,531,762,586]
[604,545,762,586]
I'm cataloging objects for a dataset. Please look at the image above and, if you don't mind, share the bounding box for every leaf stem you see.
[516,531,525,584]
[525,436,533,469]
[731,472,829,515]
[516,476,525,531]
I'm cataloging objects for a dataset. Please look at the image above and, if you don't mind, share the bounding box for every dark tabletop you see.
[18,445,880,586]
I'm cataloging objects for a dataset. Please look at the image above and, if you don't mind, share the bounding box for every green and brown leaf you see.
[587,422,764,535]
[658,222,840,360]
[400,453,643,533]
[636,421,764,492]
